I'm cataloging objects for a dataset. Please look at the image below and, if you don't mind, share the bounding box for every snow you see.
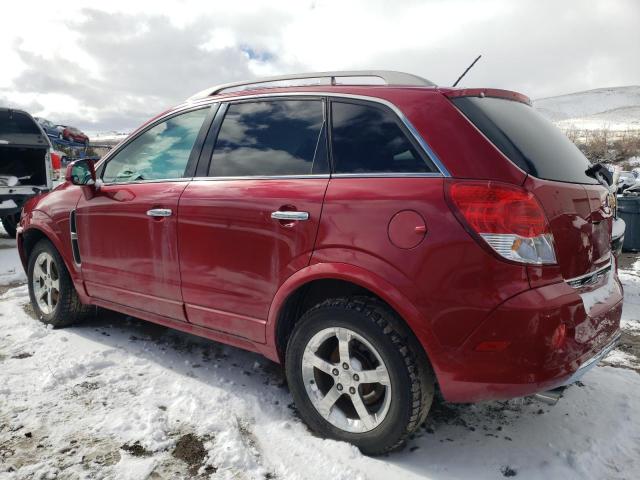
[86,131,130,146]
[534,86,640,131]
[1,232,639,479]
[0,226,25,285]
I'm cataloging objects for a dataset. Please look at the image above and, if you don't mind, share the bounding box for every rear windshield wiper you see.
[585,162,613,188]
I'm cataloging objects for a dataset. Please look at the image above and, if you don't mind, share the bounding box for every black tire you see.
[1,213,19,238]
[27,239,93,327]
[285,296,435,455]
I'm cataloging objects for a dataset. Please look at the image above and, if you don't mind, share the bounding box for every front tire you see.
[27,239,93,327]
[1,213,19,238]
[285,297,435,455]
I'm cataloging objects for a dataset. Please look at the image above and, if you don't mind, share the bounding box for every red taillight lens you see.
[446,181,557,265]
[448,182,549,237]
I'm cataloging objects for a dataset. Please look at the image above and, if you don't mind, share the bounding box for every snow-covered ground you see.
[534,86,640,131]
[1,226,639,480]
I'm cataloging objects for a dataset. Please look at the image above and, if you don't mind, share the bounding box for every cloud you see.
[0,0,638,132]
[1,6,304,131]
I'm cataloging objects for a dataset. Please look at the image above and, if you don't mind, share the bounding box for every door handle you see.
[271,211,309,221]
[146,208,172,217]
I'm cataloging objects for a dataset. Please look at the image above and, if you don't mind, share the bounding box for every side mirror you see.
[65,159,96,186]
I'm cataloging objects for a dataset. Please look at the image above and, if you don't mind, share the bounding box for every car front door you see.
[76,106,213,320]
[178,98,329,342]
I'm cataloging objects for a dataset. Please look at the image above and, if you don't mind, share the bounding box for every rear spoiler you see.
[442,88,531,106]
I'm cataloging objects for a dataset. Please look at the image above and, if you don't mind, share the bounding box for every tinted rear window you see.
[452,96,597,184]
[331,101,434,174]
[0,110,41,135]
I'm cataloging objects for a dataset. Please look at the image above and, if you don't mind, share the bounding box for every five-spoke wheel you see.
[301,327,392,433]
[32,251,60,315]
[286,297,435,455]
[27,239,93,326]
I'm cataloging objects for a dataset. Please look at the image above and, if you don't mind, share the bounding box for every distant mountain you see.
[87,131,130,146]
[534,86,640,130]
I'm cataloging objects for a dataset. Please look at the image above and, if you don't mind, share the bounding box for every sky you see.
[1,0,638,133]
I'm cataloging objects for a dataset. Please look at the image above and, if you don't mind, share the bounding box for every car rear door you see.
[178,98,329,342]
[76,106,213,320]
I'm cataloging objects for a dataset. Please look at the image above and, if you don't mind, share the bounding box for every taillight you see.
[446,180,557,265]
[45,150,53,178]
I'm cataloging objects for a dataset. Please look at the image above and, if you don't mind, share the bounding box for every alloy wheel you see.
[32,251,60,315]
[301,327,392,433]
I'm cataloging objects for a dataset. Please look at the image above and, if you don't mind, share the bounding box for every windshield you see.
[0,110,41,136]
[452,96,597,184]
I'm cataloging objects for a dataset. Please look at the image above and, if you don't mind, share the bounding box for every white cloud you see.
[0,0,638,131]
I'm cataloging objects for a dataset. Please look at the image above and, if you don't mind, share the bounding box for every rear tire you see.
[27,239,93,327]
[285,296,435,455]
[1,213,19,238]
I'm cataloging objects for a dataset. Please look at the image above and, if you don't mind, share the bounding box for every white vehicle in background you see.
[617,171,637,193]
[0,108,53,237]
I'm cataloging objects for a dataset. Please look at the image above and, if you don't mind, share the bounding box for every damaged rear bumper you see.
[533,331,621,404]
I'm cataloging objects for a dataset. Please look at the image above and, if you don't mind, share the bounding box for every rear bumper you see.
[437,268,623,402]
[555,331,620,387]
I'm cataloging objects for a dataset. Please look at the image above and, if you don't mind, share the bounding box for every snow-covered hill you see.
[87,131,130,146]
[534,86,640,130]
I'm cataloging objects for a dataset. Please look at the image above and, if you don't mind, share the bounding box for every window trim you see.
[93,92,450,184]
[201,96,328,179]
[193,92,449,180]
[95,103,218,186]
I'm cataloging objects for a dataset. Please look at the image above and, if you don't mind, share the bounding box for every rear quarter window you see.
[452,96,597,185]
[330,101,435,174]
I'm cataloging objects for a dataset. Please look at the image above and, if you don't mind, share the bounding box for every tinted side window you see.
[103,108,208,183]
[331,102,433,174]
[209,100,328,177]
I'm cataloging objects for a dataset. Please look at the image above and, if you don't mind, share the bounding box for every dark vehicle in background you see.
[34,117,61,139]
[0,108,53,237]
[58,125,89,145]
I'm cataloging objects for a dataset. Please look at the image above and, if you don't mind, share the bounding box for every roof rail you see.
[186,70,436,101]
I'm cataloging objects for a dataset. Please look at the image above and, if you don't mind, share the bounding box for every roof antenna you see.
[452,55,482,87]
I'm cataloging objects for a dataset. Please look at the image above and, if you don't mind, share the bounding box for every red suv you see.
[58,125,90,145]
[17,71,622,455]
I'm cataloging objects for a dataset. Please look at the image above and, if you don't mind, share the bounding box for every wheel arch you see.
[18,215,87,303]
[266,262,439,369]
[19,212,61,259]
